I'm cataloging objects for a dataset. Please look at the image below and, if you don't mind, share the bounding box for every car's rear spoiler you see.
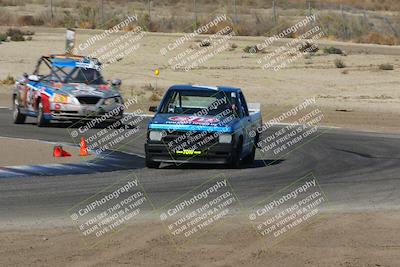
[248,103,261,113]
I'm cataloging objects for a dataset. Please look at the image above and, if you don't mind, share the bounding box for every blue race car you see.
[145,85,262,168]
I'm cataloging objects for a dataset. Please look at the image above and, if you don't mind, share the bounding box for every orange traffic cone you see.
[79,137,89,156]
[53,146,62,157]
[53,145,71,157]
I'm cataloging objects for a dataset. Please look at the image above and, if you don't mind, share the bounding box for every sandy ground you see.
[0,136,93,166]
[0,210,399,267]
[0,27,399,133]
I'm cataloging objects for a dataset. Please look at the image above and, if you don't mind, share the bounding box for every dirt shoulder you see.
[0,210,398,267]
[0,136,94,167]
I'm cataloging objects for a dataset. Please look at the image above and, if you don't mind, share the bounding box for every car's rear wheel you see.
[37,101,50,127]
[12,96,26,124]
[243,133,258,165]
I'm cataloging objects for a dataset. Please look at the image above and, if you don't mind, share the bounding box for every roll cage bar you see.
[32,55,103,84]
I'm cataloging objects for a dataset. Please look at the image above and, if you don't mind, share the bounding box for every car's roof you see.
[41,54,100,69]
[42,54,99,61]
[168,84,242,93]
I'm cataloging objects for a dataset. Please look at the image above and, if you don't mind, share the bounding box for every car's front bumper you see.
[45,102,123,121]
[145,142,235,164]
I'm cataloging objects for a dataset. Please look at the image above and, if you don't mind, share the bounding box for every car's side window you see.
[239,92,249,117]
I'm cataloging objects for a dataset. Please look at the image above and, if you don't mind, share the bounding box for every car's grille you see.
[76,96,101,105]
[163,130,219,152]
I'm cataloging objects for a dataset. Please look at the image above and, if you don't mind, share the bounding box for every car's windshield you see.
[160,89,239,117]
[51,67,104,85]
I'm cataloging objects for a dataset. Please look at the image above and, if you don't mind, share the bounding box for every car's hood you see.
[149,114,239,133]
[44,83,120,98]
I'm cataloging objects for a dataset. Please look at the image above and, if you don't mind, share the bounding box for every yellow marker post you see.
[154,68,159,91]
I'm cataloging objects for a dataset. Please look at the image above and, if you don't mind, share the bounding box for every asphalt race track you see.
[0,108,399,227]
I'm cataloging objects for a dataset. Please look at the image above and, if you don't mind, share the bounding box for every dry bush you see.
[379,63,394,70]
[334,58,346,68]
[205,20,234,34]
[324,46,343,55]
[362,32,398,45]
[149,91,162,102]
[0,75,15,85]
[0,32,7,42]
[17,15,44,26]
[142,83,154,91]
[17,15,35,26]
[236,12,275,36]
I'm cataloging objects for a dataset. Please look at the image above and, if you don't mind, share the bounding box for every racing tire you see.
[37,101,50,127]
[229,138,243,169]
[243,133,258,165]
[243,144,256,165]
[145,159,161,169]
[12,96,26,124]
[145,152,161,168]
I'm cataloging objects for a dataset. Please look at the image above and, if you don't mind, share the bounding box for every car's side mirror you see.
[111,79,121,87]
[149,106,157,112]
[28,75,39,82]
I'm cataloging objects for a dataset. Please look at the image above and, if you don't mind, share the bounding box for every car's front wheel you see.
[229,138,243,169]
[12,96,26,124]
[145,158,161,169]
[37,101,50,127]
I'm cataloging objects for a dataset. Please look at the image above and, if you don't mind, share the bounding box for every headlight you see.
[149,131,163,141]
[219,133,232,144]
[104,97,120,105]
[53,94,69,104]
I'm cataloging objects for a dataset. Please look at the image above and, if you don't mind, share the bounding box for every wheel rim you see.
[38,102,43,122]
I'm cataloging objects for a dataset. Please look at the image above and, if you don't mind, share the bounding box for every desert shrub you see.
[379,63,394,70]
[6,28,22,37]
[17,15,35,26]
[204,19,234,35]
[150,92,161,102]
[299,41,319,53]
[324,46,343,55]
[1,75,15,85]
[62,11,76,28]
[79,21,96,29]
[23,30,35,36]
[243,45,259,53]
[362,32,398,45]
[142,83,154,91]
[0,33,7,42]
[199,40,211,47]
[236,12,275,36]
[78,5,97,29]
[268,18,299,38]
[10,34,24,41]
[6,28,25,41]
[334,58,346,68]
